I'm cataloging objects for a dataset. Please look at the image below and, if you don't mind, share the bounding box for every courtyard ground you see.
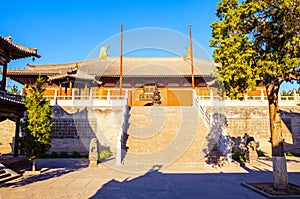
[0,157,299,199]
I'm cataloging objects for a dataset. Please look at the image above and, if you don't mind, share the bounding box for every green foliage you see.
[38,151,83,158]
[60,152,69,158]
[211,4,299,189]
[99,150,112,161]
[20,76,54,159]
[7,85,21,95]
[71,151,81,158]
[232,151,245,162]
[210,0,300,98]
[257,149,266,157]
[40,153,49,158]
[49,152,59,158]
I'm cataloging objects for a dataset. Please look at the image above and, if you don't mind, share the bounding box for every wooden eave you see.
[0,36,41,60]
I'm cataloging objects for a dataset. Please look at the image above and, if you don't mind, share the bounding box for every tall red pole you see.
[120,24,123,95]
[189,24,195,89]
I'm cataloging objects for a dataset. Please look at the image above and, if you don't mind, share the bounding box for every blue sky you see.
[1,0,218,64]
[0,0,297,91]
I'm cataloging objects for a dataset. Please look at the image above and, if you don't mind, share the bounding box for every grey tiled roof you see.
[7,57,215,77]
[80,57,215,77]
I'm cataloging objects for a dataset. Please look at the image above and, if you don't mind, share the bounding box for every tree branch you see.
[285,73,300,81]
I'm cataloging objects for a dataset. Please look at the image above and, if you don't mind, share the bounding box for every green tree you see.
[21,76,54,170]
[210,0,300,190]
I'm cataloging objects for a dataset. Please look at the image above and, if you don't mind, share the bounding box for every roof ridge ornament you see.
[6,35,12,42]
[99,46,109,60]
[183,46,191,61]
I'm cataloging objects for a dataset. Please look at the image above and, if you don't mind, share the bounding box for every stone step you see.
[123,106,209,168]
[0,174,20,184]
[0,172,11,179]
[0,164,21,184]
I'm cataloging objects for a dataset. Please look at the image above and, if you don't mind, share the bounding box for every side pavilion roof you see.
[0,36,41,61]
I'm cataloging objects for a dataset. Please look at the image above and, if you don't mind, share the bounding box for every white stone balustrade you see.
[44,89,128,107]
[196,89,300,107]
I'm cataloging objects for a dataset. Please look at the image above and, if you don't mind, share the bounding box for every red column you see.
[120,24,123,95]
[189,25,195,89]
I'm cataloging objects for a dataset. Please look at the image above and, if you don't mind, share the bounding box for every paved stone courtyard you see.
[0,157,299,199]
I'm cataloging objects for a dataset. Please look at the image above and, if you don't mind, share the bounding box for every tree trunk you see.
[266,83,288,190]
[32,159,36,172]
[31,148,36,171]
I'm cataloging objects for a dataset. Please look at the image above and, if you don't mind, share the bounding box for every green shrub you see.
[232,151,245,162]
[49,152,59,158]
[71,151,81,158]
[83,153,89,158]
[40,153,49,158]
[257,149,266,157]
[60,152,69,158]
[99,150,112,161]
[286,152,300,157]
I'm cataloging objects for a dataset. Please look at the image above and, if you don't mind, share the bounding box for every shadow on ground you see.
[2,158,88,188]
[89,165,300,199]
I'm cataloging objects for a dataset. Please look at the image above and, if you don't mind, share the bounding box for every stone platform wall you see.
[49,105,125,155]
[0,105,127,156]
[0,119,15,154]
[207,106,300,154]
[1,104,299,156]
[280,107,300,154]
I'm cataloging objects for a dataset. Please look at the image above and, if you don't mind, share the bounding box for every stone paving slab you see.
[0,157,299,199]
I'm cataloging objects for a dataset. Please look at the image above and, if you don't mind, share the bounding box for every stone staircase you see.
[122,106,209,170]
[0,164,21,184]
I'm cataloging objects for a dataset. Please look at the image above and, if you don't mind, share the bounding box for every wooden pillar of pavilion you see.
[59,83,62,97]
[1,63,8,91]
[69,81,73,98]
[0,46,10,91]
[13,116,20,157]
[84,83,88,99]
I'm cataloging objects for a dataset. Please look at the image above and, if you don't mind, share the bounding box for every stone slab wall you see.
[50,105,125,155]
[49,139,89,154]
[2,104,298,156]
[0,119,15,155]
[280,107,300,154]
[207,106,300,154]
[224,107,271,154]
[0,105,126,156]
